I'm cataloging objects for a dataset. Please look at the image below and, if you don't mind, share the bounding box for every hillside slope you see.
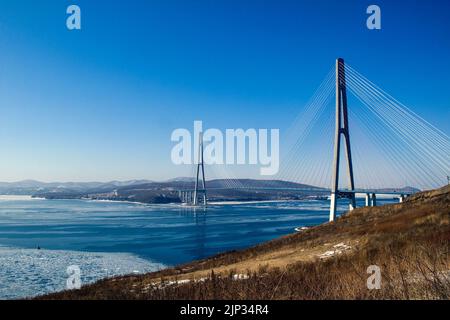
[40,185,450,300]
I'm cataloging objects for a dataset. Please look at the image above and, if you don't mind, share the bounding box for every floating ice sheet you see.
[0,246,166,300]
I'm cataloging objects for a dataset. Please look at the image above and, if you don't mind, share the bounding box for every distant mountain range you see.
[0,179,420,204]
[0,179,154,195]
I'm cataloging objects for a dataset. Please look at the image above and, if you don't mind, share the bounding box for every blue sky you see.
[0,0,449,182]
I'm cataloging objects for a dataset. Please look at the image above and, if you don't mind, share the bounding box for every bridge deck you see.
[178,187,414,196]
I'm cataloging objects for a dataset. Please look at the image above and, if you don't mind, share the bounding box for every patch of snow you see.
[318,243,352,259]
[232,274,249,280]
[143,273,251,292]
[333,243,352,250]
[318,250,336,259]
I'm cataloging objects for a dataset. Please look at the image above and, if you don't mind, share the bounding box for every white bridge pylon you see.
[329,58,356,222]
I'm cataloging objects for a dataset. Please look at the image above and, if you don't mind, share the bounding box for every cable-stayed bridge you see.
[178,58,450,222]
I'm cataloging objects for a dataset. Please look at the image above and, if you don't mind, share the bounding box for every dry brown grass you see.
[38,185,450,300]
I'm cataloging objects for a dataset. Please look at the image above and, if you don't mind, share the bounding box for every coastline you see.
[0,195,41,201]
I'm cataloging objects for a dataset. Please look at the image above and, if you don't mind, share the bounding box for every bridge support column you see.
[371,193,377,207]
[329,193,337,222]
[365,193,371,207]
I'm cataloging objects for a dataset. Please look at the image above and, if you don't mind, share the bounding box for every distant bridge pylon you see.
[193,132,207,206]
[179,132,207,206]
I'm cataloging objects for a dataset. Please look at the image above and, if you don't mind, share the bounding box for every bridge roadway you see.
[178,186,414,196]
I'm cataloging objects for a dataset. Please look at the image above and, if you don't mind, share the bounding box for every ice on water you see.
[0,246,165,300]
